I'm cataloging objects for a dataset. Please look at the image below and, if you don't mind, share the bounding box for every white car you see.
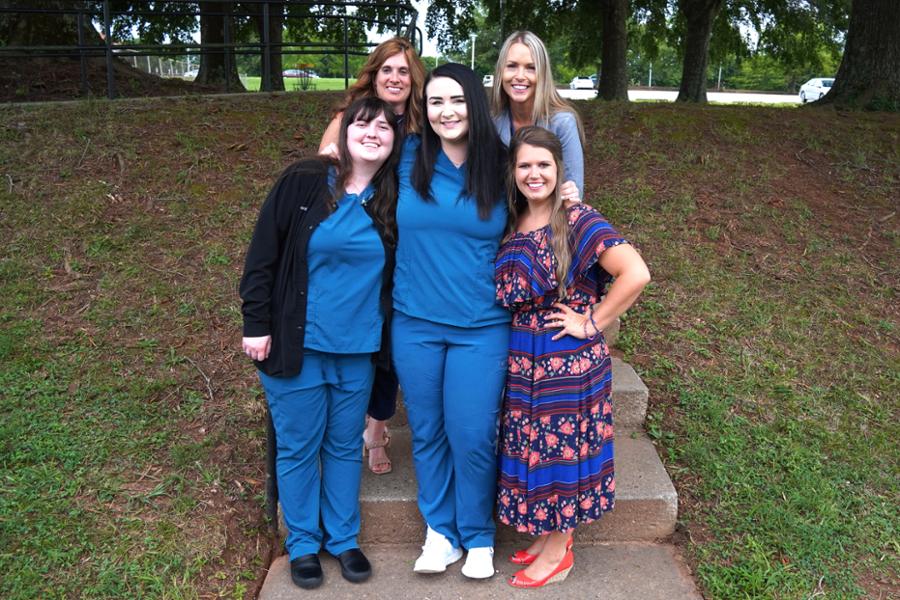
[183,69,199,80]
[482,74,494,87]
[569,76,594,90]
[799,78,834,103]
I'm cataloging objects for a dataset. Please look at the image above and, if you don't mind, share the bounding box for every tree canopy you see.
[425,0,897,109]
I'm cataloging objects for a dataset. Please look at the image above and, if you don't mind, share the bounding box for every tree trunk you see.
[252,1,285,92]
[676,0,723,103]
[817,0,900,111]
[597,0,628,101]
[198,1,245,90]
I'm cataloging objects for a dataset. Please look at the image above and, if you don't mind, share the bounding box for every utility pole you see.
[470,33,477,70]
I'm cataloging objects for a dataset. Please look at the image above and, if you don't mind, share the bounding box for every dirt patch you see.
[0,56,224,102]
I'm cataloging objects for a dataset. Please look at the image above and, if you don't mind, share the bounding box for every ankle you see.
[542,534,572,560]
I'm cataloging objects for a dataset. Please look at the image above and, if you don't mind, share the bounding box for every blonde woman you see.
[491,30,585,198]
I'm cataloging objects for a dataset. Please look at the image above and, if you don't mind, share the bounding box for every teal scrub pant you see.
[391,312,510,549]
[258,350,374,560]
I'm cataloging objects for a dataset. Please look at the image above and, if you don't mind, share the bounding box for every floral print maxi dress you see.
[495,204,629,535]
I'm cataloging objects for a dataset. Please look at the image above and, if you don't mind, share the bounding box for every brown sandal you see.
[363,428,392,475]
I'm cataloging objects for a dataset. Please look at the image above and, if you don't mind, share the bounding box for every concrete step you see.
[259,541,702,600]
[391,356,648,430]
[356,429,676,545]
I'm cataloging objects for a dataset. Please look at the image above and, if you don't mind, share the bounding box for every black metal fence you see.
[0,0,422,99]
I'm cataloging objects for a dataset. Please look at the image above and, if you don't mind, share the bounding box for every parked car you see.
[569,76,594,90]
[590,74,598,89]
[483,74,494,87]
[282,69,319,78]
[799,78,834,102]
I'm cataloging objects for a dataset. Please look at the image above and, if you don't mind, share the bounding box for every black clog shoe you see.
[290,553,323,589]
[335,548,372,583]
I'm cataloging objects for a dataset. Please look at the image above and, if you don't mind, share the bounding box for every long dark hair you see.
[333,97,402,245]
[413,63,506,220]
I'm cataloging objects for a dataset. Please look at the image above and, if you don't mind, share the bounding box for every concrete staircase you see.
[259,325,701,599]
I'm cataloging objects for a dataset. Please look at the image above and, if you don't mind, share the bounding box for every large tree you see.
[818,0,900,110]
[675,0,724,102]
[197,1,244,90]
[597,0,629,100]
[245,1,285,91]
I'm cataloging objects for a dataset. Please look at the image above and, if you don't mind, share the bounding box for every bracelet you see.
[583,315,598,340]
[589,312,602,338]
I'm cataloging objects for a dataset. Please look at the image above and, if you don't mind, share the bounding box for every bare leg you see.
[521,531,573,581]
[363,417,391,475]
[521,533,549,556]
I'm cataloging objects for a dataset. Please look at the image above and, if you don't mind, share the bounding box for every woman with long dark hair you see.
[391,63,509,579]
[241,97,401,590]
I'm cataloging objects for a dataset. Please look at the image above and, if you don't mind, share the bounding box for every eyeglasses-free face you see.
[425,76,469,146]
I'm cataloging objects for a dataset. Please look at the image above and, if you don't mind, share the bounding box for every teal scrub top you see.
[393,136,509,328]
[304,182,385,353]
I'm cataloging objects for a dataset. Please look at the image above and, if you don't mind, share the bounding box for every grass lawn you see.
[240,76,355,92]
[0,93,897,599]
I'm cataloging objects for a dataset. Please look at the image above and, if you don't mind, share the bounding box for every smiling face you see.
[374,53,412,113]
[345,111,395,169]
[502,42,537,108]
[425,76,469,146]
[514,143,558,204]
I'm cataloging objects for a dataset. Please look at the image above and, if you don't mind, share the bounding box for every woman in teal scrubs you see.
[240,97,401,590]
[391,63,509,579]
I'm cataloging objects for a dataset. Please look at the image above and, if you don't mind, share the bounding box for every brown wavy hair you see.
[336,37,426,136]
[506,126,573,299]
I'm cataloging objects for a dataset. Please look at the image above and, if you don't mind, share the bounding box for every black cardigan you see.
[239,159,396,378]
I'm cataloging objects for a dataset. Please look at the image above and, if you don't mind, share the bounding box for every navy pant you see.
[367,364,398,421]
[392,312,510,549]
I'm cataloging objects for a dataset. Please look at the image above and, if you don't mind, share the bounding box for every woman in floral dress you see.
[495,126,651,588]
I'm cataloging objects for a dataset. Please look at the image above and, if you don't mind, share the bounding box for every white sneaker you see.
[413,526,463,573]
[461,546,495,579]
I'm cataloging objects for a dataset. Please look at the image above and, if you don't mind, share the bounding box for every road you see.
[559,88,801,105]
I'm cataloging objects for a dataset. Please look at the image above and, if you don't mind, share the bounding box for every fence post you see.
[343,11,349,90]
[262,2,272,92]
[77,10,87,95]
[224,2,232,92]
[103,0,116,99]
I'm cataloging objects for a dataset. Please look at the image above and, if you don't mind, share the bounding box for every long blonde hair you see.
[492,31,585,147]
[336,37,426,136]
[506,126,573,299]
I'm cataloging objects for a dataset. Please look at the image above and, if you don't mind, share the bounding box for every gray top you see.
[494,109,584,197]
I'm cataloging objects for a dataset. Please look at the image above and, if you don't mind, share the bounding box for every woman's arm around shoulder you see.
[550,110,584,198]
[318,113,343,157]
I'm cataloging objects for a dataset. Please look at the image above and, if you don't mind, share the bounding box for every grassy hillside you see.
[0,94,897,599]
